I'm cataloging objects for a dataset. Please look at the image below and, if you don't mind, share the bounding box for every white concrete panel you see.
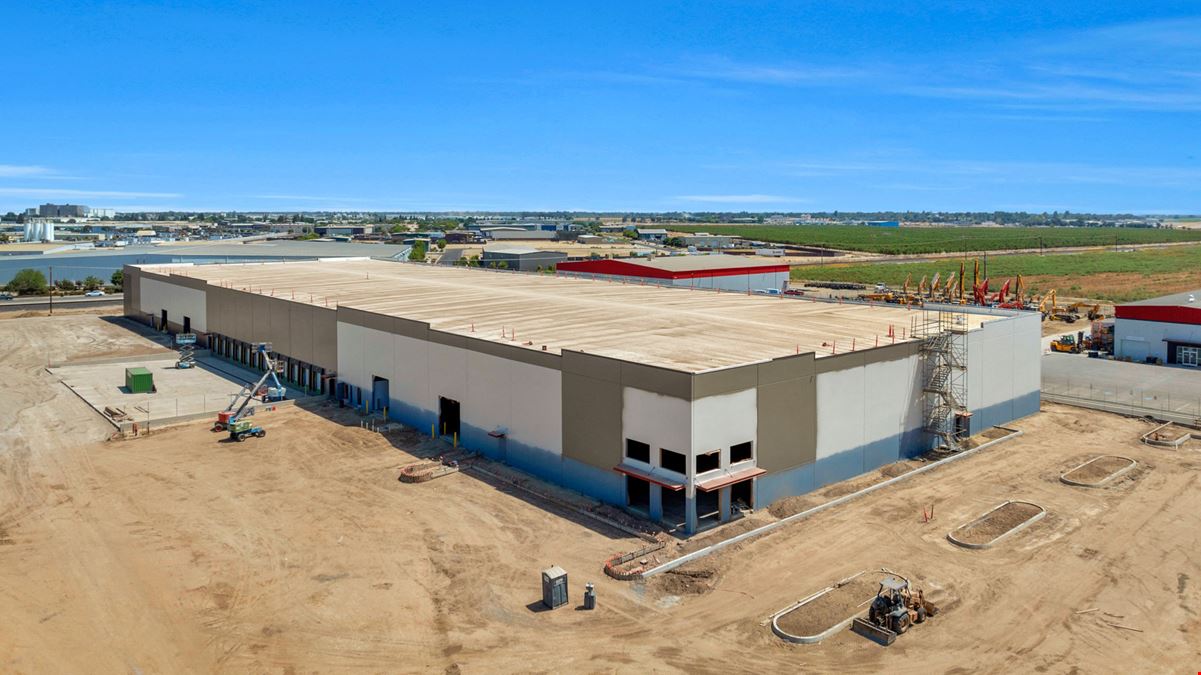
[623,387,691,463]
[363,325,396,385]
[393,333,432,413]
[139,278,208,331]
[428,342,469,405]
[1012,313,1042,395]
[336,322,367,391]
[335,325,562,454]
[862,356,921,443]
[465,349,511,438]
[692,389,757,464]
[466,350,562,454]
[815,367,866,460]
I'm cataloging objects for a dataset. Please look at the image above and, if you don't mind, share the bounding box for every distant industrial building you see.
[33,204,114,219]
[599,224,635,233]
[866,220,900,228]
[636,228,669,242]
[123,259,1039,533]
[556,255,791,292]
[316,224,375,237]
[480,247,568,271]
[38,204,87,218]
[444,230,482,244]
[1114,290,1201,365]
[488,230,557,242]
[680,234,739,249]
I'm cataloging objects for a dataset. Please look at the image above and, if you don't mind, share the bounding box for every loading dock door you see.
[439,397,460,438]
[160,309,168,331]
[372,376,390,412]
[1121,339,1149,363]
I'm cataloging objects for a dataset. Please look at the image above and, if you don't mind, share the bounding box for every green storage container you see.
[125,367,154,394]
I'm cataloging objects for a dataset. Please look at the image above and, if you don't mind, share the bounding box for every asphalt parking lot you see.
[1042,352,1201,420]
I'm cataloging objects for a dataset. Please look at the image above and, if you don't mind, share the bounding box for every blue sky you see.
[2,1,1200,213]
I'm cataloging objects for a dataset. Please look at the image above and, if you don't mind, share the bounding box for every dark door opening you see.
[696,489,720,526]
[626,476,650,514]
[371,376,390,412]
[439,396,461,437]
[160,309,168,331]
[661,488,686,527]
[182,316,191,334]
[731,479,754,511]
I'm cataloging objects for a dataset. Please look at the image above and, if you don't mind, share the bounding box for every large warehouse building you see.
[123,259,1040,533]
[556,255,791,292]
[1114,289,1201,365]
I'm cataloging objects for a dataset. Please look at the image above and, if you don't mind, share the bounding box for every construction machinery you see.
[212,342,287,437]
[228,418,267,442]
[851,576,939,646]
[973,278,990,306]
[175,332,197,369]
[991,278,1012,305]
[1050,331,1086,354]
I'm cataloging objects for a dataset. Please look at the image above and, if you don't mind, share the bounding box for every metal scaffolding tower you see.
[913,309,969,452]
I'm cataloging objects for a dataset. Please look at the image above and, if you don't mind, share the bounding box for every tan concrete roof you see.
[138,259,997,372]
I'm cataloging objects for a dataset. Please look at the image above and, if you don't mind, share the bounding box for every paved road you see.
[0,294,124,311]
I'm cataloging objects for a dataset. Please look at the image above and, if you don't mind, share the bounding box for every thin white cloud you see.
[669,58,865,85]
[0,164,54,177]
[675,194,808,204]
[252,193,370,202]
[0,187,182,199]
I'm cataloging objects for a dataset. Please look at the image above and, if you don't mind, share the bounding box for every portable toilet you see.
[125,367,154,394]
[541,566,568,609]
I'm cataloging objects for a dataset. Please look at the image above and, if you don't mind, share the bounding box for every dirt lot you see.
[1064,456,1136,484]
[3,310,1201,672]
[774,572,882,637]
[950,501,1044,545]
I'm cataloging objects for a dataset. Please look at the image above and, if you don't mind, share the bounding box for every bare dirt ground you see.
[3,310,1201,673]
[774,572,882,637]
[1064,456,1136,484]
[949,501,1044,545]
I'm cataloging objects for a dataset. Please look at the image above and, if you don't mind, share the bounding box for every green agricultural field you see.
[792,244,1201,302]
[671,224,1201,254]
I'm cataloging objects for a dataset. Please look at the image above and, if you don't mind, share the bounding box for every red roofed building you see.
[556,255,790,292]
[1114,289,1201,365]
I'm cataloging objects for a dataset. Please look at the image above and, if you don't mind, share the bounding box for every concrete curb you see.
[1140,422,1201,448]
[640,427,1023,578]
[946,500,1046,550]
[770,571,867,644]
[48,351,180,368]
[1059,456,1137,488]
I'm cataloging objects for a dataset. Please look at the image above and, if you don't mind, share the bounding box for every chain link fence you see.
[1042,376,1201,423]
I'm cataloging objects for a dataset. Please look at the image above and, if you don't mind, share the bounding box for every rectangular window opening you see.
[660,448,687,474]
[625,439,650,463]
[696,450,720,474]
[730,441,754,464]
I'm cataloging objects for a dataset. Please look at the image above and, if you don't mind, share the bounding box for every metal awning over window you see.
[613,463,685,491]
[695,466,766,492]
